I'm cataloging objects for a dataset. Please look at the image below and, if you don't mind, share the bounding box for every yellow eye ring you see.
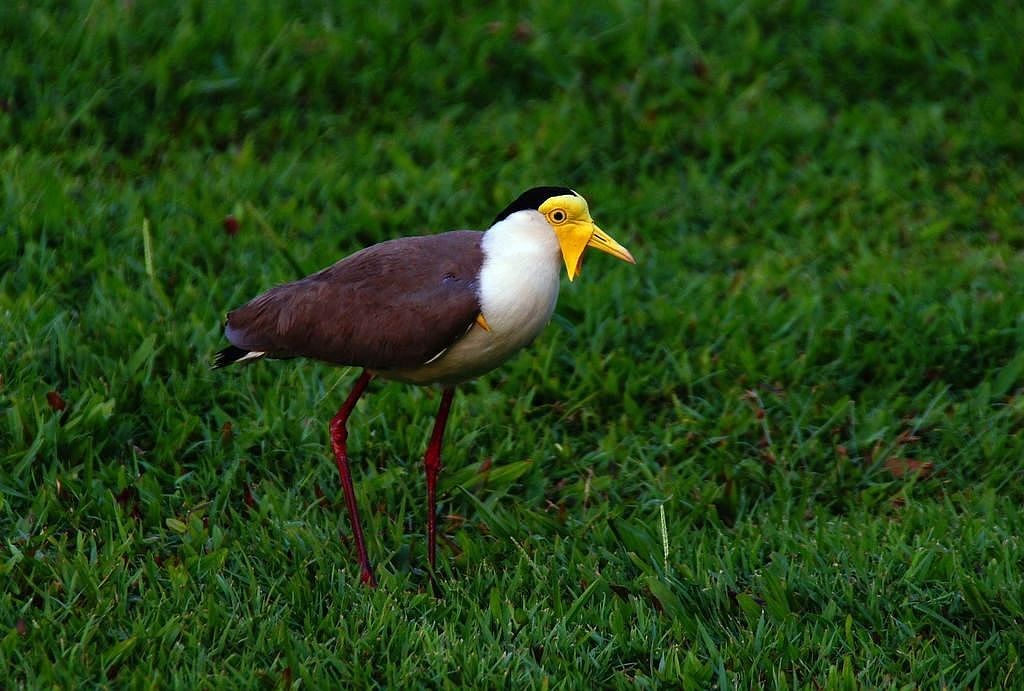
[549,209,567,224]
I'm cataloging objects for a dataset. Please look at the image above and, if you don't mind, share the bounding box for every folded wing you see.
[222,231,484,370]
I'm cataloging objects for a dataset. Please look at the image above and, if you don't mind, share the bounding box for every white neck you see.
[479,210,562,333]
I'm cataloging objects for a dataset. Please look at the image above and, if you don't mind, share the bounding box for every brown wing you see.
[223,231,484,370]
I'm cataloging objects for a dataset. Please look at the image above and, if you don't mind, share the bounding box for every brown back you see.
[224,231,484,369]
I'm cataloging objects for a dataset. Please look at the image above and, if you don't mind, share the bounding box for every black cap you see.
[492,186,578,225]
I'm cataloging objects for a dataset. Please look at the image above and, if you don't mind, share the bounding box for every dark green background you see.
[2,1,1023,687]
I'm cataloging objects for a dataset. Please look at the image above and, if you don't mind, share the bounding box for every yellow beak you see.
[587,225,636,265]
[560,222,636,282]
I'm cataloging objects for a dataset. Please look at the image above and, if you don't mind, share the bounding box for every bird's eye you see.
[549,209,567,223]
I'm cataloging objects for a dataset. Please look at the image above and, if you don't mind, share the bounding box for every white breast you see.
[381,210,562,385]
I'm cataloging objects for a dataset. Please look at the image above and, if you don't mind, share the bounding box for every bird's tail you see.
[212,345,265,369]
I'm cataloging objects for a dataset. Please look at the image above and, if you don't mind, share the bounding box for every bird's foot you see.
[360,568,378,588]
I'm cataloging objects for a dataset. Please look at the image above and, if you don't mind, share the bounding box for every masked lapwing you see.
[214,186,635,587]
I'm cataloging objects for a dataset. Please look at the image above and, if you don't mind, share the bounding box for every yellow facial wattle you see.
[538,194,636,281]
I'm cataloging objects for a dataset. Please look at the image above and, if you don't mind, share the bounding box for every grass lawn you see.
[3,0,1024,687]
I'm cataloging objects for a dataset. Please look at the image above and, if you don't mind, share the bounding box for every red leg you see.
[424,387,456,579]
[329,370,376,587]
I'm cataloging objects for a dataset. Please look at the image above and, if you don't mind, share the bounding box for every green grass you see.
[3,0,1024,687]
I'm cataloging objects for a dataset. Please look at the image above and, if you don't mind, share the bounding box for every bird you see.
[214,186,635,587]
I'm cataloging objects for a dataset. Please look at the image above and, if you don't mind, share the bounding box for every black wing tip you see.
[212,345,251,369]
